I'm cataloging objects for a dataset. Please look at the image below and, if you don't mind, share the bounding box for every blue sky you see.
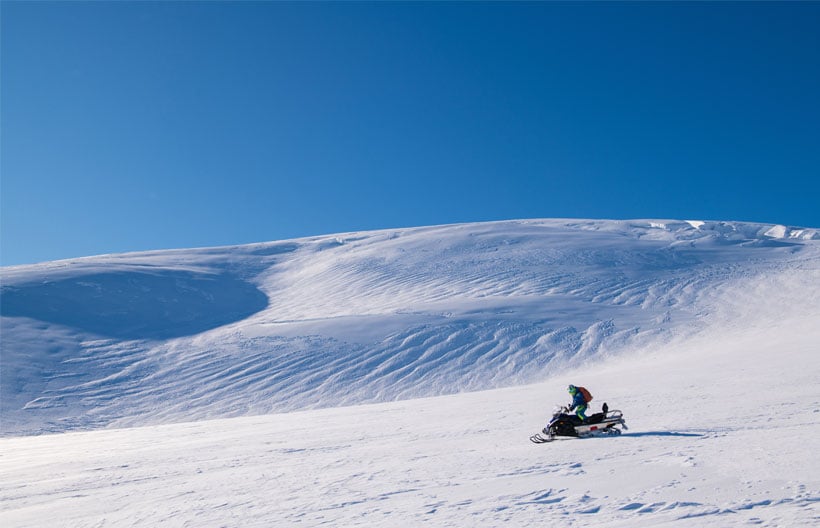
[2,1,819,266]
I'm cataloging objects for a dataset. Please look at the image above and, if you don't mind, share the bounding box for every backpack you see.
[578,386,593,403]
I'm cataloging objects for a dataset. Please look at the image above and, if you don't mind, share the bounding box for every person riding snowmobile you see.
[567,384,588,422]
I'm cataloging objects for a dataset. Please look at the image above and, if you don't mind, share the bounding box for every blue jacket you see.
[569,390,586,411]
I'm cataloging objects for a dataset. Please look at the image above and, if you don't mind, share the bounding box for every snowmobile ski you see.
[529,433,553,444]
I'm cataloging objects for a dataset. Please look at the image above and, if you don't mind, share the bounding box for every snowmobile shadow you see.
[621,431,703,438]
[0,269,269,340]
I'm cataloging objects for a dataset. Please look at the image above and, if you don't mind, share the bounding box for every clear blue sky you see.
[2,1,819,266]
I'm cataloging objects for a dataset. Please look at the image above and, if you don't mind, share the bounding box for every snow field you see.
[1,218,819,526]
[1,309,818,527]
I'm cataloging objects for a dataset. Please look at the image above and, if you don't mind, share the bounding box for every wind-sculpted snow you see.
[1,219,818,435]
[3,315,818,528]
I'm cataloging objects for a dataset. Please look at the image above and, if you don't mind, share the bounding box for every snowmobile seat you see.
[564,414,584,426]
[587,412,605,424]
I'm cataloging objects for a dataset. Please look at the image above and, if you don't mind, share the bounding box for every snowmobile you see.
[530,402,627,443]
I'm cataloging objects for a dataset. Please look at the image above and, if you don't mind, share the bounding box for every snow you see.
[1,218,819,527]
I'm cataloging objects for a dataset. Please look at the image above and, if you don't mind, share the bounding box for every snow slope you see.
[1,218,819,527]
[1,219,818,436]
[1,292,818,527]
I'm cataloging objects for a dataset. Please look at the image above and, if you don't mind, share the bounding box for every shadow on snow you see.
[0,269,269,340]
[620,431,704,438]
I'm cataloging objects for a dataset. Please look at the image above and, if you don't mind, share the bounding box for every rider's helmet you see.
[568,384,577,395]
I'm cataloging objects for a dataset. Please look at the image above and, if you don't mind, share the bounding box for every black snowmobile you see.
[530,402,627,443]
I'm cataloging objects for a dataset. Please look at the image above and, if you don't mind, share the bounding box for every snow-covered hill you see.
[1,218,819,527]
[1,219,819,436]
[2,318,819,528]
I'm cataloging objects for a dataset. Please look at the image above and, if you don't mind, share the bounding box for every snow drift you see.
[1,218,818,436]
